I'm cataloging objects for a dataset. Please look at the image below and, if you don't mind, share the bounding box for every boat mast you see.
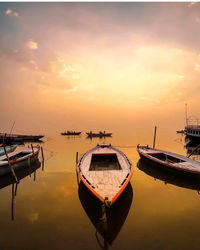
[185,103,188,127]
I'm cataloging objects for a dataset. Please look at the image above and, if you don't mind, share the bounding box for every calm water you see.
[0,130,200,250]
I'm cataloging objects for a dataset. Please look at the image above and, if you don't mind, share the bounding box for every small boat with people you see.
[0,145,40,176]
[76,143,133,206]
[86,131,112,138]
[61,131,82,136]
[137,145,200,176]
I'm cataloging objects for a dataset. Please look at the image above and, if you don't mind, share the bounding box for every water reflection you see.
[78,182,133,249]
[0,160,41,220]
[137,159,200,193]
[185,139,200,161]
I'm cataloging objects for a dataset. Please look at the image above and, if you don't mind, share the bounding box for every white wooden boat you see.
[0,145,17,156]
[137,145,200,176]
[0,145,40,176]
[77,144,133,206]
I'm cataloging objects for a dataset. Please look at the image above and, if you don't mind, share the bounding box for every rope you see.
[113,145,137,148]
[41,148,58,162]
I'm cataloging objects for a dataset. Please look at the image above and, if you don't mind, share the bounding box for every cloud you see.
[194,63,200,71]
[5,9,19,17]
[188,2,197,8]
[27,39,38,50]
[5,9,12,15]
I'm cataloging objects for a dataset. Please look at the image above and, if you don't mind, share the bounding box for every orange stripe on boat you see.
[112,167,133,204]
[76,164,105,203]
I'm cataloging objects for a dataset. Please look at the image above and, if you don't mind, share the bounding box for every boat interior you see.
[89,153,122,171]
[2,152,30,161]
[148,153,186,163]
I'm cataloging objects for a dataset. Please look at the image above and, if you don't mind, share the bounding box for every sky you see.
[0,2,200,133]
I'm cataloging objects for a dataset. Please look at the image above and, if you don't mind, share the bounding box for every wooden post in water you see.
[41,146,44,162]
[76,152,78,166]
[11,184,15,221]
[153,126,157,149]
[185,103,188,127]
[31,144,36,162]
[3,135,18,183]
[15,182,18,196]
[76,152,80,185]
[41,146,44,171]
[34,171,36,181]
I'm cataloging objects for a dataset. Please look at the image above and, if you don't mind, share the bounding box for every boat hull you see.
[0,133,44,142]
[0,146,40,176]
[61,132,81,136]
[137,145,200,176]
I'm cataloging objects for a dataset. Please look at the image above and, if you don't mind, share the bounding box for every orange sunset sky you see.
[0,2,200,133]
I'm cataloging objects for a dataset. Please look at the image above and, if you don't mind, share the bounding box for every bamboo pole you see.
[76,152,78,166]
[185,103,188,127]
[41,146,44,171]
[31,144,36,162]
[187,144,200,158]
[41,146,44,162]
[11,184,15,221]
[153,126,157,149]
[34,171,36,181]
[76,152,80,185]
[3,135,18,183]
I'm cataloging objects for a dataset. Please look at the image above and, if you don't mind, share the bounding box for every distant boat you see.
[176,130,184,133]
[86,131,112,138]
[0,145,40,176]
[0,145,17,156]
[76,144,133,206]
[61,131,81,136]
[0,133,44,142]
[137,145,200,176]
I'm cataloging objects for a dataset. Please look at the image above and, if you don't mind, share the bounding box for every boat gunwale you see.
[0,146,40,167]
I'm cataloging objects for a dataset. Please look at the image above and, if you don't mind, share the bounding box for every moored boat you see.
[0,133,44,142]
[76,144,133,206]
[137,145,200,176]
[0,145,40,176]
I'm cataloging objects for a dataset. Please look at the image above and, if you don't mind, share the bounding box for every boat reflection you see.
[185,139,200,161]
[0,160,41,220]
[78,181,133,249]
[137,159,200,193]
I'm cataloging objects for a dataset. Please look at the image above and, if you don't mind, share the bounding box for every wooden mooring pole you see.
[31,144,35,161]
[76,152,78,166]
[76,152,80,185]
[41,146,44,171]
[3,135,18,183]
[153,126,157,149]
